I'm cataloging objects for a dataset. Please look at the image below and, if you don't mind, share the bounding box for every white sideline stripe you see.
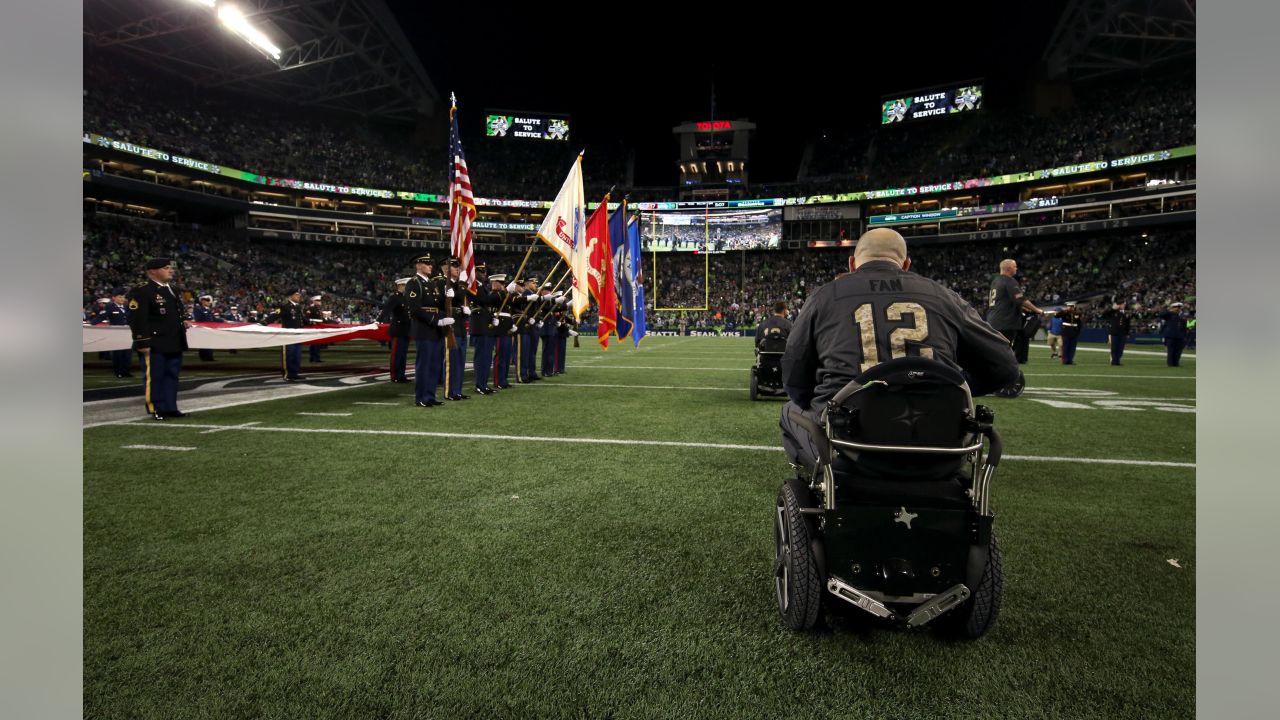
[1002,454,1194,468]
[1024,374,1194,379]
[122,444,197,452]
[1033,345,1195,360]
[524,382,741,392]
[121,422,1194,468]
[353,402,400,406]
[297,412,352,416]
[200,421,261,435]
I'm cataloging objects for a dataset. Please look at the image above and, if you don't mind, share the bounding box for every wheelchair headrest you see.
[757,335,788,353]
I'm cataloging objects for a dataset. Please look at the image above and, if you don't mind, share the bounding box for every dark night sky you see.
[388,1,1070,186]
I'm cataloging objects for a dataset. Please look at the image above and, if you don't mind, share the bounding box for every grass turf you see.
[83,337,1194,718]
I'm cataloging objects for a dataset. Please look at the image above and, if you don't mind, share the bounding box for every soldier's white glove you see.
[461,305,471,315]
[497,312,511,318]
[491,317,500,327]
[568,330,579,337]
[437,317,455,327]
[525,293,538,301]
[506,282,518,293]
[445,287,455,298]
[508,326,517,334]
[536,321,544,328]
[556,296,569,306]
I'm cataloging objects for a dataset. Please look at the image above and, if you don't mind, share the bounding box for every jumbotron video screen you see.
[640,207,782,253]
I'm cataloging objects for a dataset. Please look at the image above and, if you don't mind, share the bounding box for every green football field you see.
[82,337,1195,719]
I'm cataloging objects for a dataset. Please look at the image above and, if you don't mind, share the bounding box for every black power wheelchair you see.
[750,332,789,401]
[773,357,1005,638]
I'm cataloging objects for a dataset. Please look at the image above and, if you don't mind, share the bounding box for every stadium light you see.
[187,0,216,7]
[217,4,282,61]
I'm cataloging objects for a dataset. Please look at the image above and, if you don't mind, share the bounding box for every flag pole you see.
[514,257,564,324]
[497,237,542,313]
[529,264,574,323]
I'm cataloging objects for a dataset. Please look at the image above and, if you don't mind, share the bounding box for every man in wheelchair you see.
[751,301,791,400]
[773,229,1019,638]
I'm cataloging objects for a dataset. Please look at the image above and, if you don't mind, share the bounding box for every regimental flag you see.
[627,212,647,346]
[608,202,633,341]
[585,197,616,349]
[448,95,477,291]
[535,155,587,320]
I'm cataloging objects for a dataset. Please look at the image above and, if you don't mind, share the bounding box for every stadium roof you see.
[1043,0,1196,80]
[83,0,441,122]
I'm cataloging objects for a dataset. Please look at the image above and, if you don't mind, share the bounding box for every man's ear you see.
[902,257,912,271]
[848,256,857,272]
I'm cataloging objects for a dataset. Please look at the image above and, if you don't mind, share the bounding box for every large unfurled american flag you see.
[448,97,477,290]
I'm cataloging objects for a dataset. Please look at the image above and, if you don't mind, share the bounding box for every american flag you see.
[448,98,477,291]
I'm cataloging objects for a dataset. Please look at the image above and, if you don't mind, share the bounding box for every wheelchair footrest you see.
[904,584,970,628]
[827,577,896,620]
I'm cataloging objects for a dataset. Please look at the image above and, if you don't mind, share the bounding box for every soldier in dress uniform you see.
[404,254,450,406]
[493,274,519,389]
[378,278,412,382]
[126,258,192,420]
[517,276,545,383]
[469,264,501,395]
[193,294,217,361]
[538,282,559,377]
[306,295,326,362]
[442,257,471,401]
[261,289,307,381]
[92,288,134,378]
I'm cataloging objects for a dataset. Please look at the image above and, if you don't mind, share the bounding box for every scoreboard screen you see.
[881,83,982,124]
[485,113,570,141]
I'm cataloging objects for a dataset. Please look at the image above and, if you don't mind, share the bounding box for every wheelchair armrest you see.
[788,408,832,464]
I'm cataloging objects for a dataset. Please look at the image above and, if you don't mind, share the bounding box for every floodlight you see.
[217,4,282,61]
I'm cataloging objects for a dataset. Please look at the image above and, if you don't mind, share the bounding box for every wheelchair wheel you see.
[935,530,1003,639]
[774,479,823,631]
[750,368,759,401]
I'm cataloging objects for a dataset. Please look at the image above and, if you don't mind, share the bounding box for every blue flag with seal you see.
[627,209,646,346]
[608,203,633,341]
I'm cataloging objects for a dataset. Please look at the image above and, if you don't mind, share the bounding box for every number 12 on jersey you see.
[853,302,934,373]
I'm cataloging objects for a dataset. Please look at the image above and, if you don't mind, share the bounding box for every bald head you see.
[852,228,909,269]
[999,259,1017,276]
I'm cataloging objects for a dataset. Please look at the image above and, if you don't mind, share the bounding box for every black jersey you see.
[782,260,1018,406]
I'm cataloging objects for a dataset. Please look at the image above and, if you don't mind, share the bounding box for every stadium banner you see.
[881,83,983,124]
[919,210,1196,244]
[608,205,633,340]
[484,113,570,141]
[535,156,588,320]
[84,132,1193,211]
[627,214,647,346]
[585,199,616,349]
[83,322,386,352]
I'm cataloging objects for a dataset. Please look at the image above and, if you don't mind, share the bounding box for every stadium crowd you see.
[85,212,1193,338]
[85,53,1192,201]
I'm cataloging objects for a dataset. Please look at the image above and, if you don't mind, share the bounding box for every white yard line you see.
[353,402,401,406]
[121,421,1194,468]
[121,444,197,451]
[297,412,352,417]
[1023,374,1194,379]
[199,421,261,435]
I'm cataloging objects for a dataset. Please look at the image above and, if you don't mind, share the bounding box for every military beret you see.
[413,253,434,265]
[144,257,172,270]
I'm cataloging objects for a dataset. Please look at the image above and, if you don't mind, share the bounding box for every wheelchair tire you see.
[774,479,823,631]
[750,368,759,401]
[936,530,1003,639]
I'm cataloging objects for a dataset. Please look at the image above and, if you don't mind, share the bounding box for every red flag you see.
[585,198,616,349]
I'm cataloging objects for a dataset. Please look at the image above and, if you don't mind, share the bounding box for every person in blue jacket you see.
[1157,302,1191,367]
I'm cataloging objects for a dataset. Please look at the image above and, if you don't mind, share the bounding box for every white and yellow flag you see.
[536,155,589,320]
